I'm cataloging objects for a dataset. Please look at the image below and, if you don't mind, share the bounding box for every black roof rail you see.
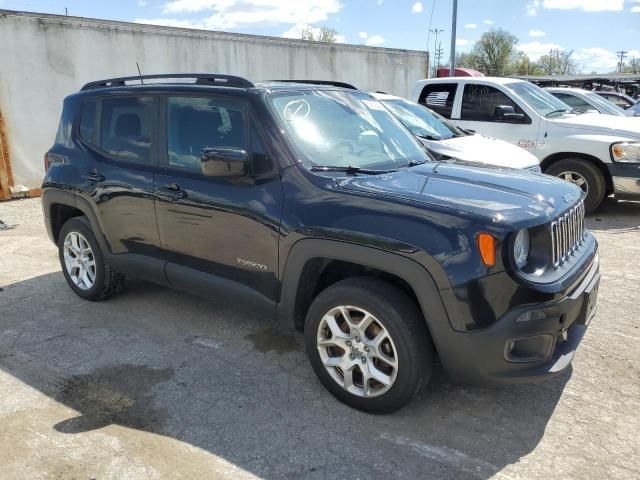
[81,73,254,91]
[269,80,358,90]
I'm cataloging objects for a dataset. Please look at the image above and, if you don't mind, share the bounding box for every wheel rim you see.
[316,306,398,398]
[557,171,589,195]
[63,232,96,290]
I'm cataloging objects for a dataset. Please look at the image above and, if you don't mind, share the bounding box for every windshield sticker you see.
[283,99,311,121]
[362,100,386,111]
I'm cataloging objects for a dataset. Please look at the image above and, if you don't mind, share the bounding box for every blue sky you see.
[2,0,639,72]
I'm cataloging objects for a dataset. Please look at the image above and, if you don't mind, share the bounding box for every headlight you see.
[611,142,640,163]
[513,229,530,270]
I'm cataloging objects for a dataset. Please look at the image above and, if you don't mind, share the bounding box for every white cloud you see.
[359,31,368,39]
[529,29,546,37]
[281,23,345,42]
[573,47,620,70]
[138,0,148,6]
[632,6,640,13]
[411,2,423,13]
[483,19,494,24]
[464,23,478,29]
[542,0,624,12]
[135,17,209,29]
[366,34,385,46]
[159,0,342,28]
[517,41,563,60]
[456,38,469,46]
[526,0,541,16]
[377,0,383,4]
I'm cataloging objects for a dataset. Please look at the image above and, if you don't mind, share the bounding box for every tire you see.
[304,277,433,413]
[58,216,125,301]
[545,159,605,213]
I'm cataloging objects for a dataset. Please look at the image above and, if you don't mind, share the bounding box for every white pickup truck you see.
[411,77,640,211]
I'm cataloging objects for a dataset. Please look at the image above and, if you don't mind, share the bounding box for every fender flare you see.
[276,238,454,358]
[41,189,111,254]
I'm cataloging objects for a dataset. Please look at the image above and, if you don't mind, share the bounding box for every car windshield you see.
[508,81,571,117]
[380,98,466,140]
[267,90,430,170]
[582,91,627,116]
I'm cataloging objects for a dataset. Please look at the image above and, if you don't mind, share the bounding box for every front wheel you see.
[545,159,605,213]
[304,277,433,413]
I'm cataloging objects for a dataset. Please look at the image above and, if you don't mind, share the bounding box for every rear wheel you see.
[304,277,433,413]
[545,158,605,213]
[58,217,125,301]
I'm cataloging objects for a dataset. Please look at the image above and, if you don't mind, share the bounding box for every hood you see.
[421,134,540,169]
[553,112,640,139]
[336,162,582,227]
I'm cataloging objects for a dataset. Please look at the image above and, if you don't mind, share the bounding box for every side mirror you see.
[201,147,248,177]
[494,105,527,123]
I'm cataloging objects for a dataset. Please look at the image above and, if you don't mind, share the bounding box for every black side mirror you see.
[494,105,526,123]
[201,147,248,177]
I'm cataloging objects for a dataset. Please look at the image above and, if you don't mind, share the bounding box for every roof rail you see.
[81,74,254,91]
[269,80,358,90]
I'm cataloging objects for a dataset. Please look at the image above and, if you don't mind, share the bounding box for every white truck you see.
[411,77,640,211]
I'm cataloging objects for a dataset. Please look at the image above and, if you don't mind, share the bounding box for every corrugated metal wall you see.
[0,10,428,192]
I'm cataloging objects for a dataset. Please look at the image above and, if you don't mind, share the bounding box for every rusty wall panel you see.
[0,106,14,201]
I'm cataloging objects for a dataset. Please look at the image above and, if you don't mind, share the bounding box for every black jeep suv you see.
[42,74,600,413]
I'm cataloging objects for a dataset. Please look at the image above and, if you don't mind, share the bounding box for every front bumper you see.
[608,163,640,199]
[436,252,600,385]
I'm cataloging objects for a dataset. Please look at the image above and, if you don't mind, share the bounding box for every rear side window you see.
[418,83,458,118]
[167,96,246,170]
[552,93,591,111]
[78,99,97,143]
[100,96,154,163]
[460,84,525,122]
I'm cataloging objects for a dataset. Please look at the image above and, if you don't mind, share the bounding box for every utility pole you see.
[449,0,458,76]
[430,28,445,76]
[616,50,628,73]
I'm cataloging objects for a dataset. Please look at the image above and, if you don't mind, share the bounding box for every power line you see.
[616,50,628,73]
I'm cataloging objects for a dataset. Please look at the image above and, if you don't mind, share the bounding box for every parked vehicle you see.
[371,92,541,172]
[411,77,640,212]
[595,91,637,110]
[545,87,634,117]
[43,74,600,413]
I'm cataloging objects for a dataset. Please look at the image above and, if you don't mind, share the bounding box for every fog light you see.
[504,334,554,363]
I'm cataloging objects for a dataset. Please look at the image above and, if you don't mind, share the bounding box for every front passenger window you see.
[167,97,246,169]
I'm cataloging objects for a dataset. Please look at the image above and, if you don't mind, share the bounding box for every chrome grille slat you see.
[550,200,586,269]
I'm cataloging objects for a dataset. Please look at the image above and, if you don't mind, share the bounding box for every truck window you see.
[551,93,591,111]
[418,84,458,118]
[460,84,525,122]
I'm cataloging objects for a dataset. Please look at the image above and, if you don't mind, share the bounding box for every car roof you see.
[545,87,591,94]
[369,92,403,101]
[416,76,523,86]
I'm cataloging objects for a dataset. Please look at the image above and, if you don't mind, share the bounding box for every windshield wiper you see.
[417,134,443,141]
[545,109,567,118]
[401,159,428,168]
[310,165,396,175]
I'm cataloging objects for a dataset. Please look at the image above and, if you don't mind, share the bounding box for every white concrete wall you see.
[0,10,428,189]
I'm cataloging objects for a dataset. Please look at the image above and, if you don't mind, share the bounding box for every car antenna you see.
[136,62,144,84]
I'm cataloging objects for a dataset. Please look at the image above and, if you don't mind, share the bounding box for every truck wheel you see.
[304,277,433,413]
[545,159,605,213]
[58,217,125,301]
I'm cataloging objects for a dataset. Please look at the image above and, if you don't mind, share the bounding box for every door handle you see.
[159,183,187,201]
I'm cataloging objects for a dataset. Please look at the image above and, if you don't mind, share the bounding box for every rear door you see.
[76,94,161,257]
[154,94,283,313]
[454,82,542,155]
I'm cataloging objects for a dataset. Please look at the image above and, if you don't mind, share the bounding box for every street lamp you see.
[429,28,445,77]
[449,0,458,76]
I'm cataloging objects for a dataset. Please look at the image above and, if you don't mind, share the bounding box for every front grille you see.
[550,200,586,268]
[527,165,542,174]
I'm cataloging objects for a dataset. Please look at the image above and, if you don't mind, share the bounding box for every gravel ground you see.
[0,197,639,480]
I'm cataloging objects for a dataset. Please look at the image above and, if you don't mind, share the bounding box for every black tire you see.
[58,217,125,301]
[304,277,433,413]
[545,159,605,213]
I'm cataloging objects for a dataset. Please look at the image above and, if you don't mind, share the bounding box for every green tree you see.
[301,26,339,43]
[471,29,519,76]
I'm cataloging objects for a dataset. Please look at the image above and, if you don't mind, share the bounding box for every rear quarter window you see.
[78,99,97,144]
[418,83,458,118]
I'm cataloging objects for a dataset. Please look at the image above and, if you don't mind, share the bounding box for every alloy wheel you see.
[316,305,398,398]
[63,231,96,290]
[557,171,589,195]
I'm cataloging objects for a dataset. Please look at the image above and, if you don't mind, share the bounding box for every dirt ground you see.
[0,197,639,480]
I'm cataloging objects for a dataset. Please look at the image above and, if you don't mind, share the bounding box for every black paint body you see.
[42,82,600,385]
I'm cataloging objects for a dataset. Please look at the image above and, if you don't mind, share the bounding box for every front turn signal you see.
[477,233,496,267]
